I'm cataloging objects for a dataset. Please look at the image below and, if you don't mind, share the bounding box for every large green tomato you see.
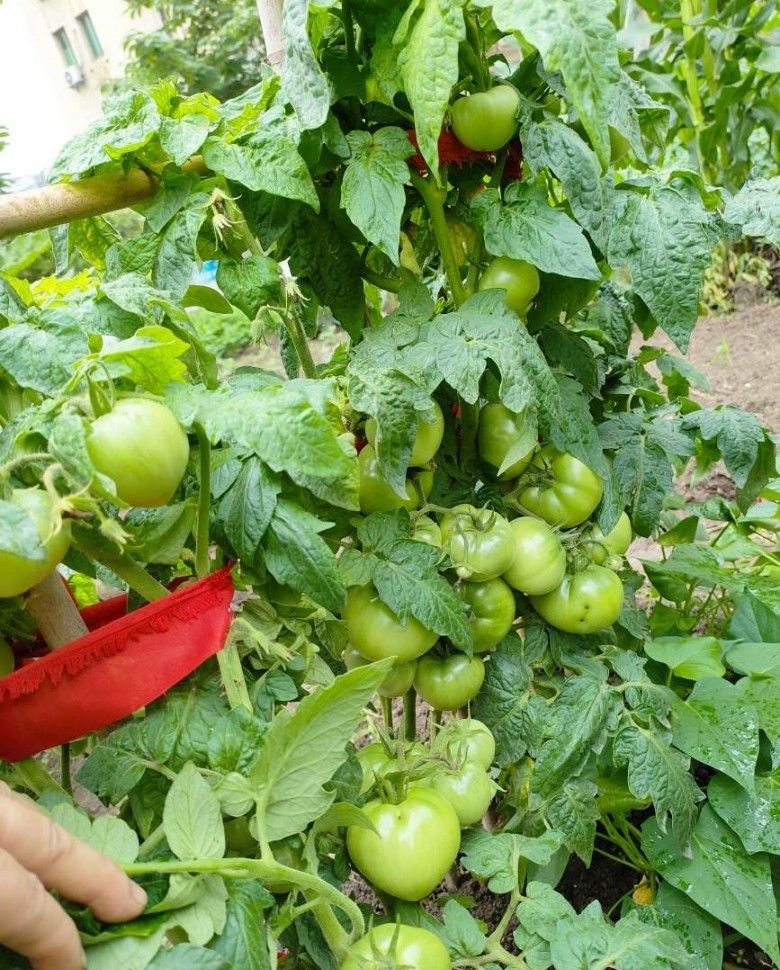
[341,924,451,970]
[358,446,432,514]
[450,85,520,152]
[357,741,427,794]
[415,654,485,711]
[343,585,437,662]
[519,445,603,527]
[502,517,566,596]
[343,647,417,698]
[0,489,71,598]
[440,505,516,582]
[583,511,632,564]
[87,399,189,507]
[411,515,442,547]
[365,400,444,468]
[347,786,461,900]
[478,257,540,317]
[530,565,623,634]
[436,718,495,770]
[0,637,14,676]
[429,761,496,827]
[477,403,536,480]
[459,578,515,653]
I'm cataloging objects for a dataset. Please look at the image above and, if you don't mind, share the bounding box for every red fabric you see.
[0,567,235,762]
[406,129,492,173]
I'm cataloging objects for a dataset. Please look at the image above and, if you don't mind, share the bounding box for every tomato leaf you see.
[280,0,331,131]
[643,636,725,681]
[723,176,780,246]
[634,883,722,970]
[215,458,280,567]
[164,763,226,862]
[216,255,282,321]
[207,883,274,970]
[683,405,770,489]
[546,779,600,865]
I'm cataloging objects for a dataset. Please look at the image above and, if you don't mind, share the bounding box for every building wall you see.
[0,0,162,184]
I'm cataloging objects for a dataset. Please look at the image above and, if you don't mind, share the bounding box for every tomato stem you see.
[381,695,394,734]
[360,267,401,293]
[194,423,211,580]
[403,688,417,742]
[409,173,467,307]
[280,305,318,379]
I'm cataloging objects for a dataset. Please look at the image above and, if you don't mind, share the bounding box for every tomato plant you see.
[583,511,632,564]
[414,653,485,710]
[450,85,520,152]
[502,516,566,595]
[341,924,451,970]
[478,256,541,316]
[477,402,536,480]
[435,718,496,770]
[458,577,516,652]
[346,787,461,900]
[366,400,444,467]
[411,514,442,546]
[358,445,432,513]
[343,585,437,662]
[518,445,604,527]
[529,564,624,634]
[440,505,516,581]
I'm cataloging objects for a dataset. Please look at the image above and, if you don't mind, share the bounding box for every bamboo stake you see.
[255,0,285,69]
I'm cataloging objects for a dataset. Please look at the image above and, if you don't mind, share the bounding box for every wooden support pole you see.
[25,573,88,650]
[256,0,285,69]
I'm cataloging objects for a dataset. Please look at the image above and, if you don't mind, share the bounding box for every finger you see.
[0,785,146,922]
[0,845,85,970]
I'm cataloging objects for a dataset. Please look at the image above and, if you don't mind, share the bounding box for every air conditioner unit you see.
[64,64,84,88]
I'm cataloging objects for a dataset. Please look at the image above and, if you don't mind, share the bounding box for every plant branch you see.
[194,423,211,580]
[410,173,467,307]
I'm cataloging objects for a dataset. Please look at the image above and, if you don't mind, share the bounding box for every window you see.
[53,28,78,67]
[76,11,103,59]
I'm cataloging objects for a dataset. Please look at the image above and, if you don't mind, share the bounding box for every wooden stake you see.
[25,573,88,650]
[256,0,285,69]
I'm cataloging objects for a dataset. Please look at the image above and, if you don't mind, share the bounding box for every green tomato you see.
[440,505,516,582]
[358,446,432,514]
[415,654,485,711]
[450,85,520,152]
[477,403,536,480]
[436,718,495,770]
[583,511,632,564]
[343,585,437,663]
[87,399,190,507]
[0,489,71,598]
[347,786,461,900]
[519,445,603,527]
[447,217,478,269]
[502,517,567,596]
[0,637,14,677]
[411,514,442,547]
[365,400,444,468]
[343,647,417,698]
[530,564,624,634]
[478,257,540,317]
[341,924,452,970]
[225,815,257,856]
[459,578,515,653]
[357,742,393,794]
[429,761,496,827]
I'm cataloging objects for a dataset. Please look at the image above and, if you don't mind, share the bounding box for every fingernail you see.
[129,881,148,909]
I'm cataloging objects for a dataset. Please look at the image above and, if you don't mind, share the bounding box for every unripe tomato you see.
[436,718,495,769]
[0,637,14,676]
[341,924,452,970]
[478,257,540,317]
[502,517,567,596]
[477,403,536,480]
[346,786,460,900]
[440,505,516,582]
[415,653,485,711]
[583,511,632,564]
[358,446,432,514]
[530,564,623,634]
[87,399,190,507]
[357,742,393,794]
[343,585,437,662]
[447,217,478,269]
[343,647,417,698]
[411,515,442,547]
[450,85,520,152]
[519,445,603,527]
[429,761,496,826]
[0,489,71,598]
[458,578,515,653]
[365,400,444,468]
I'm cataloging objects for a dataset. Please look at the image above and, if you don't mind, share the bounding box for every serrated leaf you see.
[281,0,331,131]
[93,325,190,394]
[208,882,274,970]
[216,458,280,568]
[461,828,563,894]
[473,184,601,280]
[0,322,87,394]
[642,804,779,964]
[249,663,392,841]
[683,406,768,489]
[723,176,780,246]
[546,779,599,864]
[216,255,282,320]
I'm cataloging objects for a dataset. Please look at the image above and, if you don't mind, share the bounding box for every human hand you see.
[0,783,147,969]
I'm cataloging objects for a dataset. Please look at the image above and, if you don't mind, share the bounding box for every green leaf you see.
[159,113,212,167]
[473,184,601,280]
[643,637,725,681]
[683,406,769,489]
[492,0,621,168]
[397,0,466,178]
[208,882,274,970]
[202,131,318,209]
[461,828,563,895]
[249,663,392,841]
[85,926,168,970]
[729,591,780,645]
[553,908,692,970]
[92,326,190,394]
[148,945,227,970]
[723,176,780,246]
[0,322,88,394]
[709,771,780,856]
[441,900,487,959]
[127,502,198,566]
[88,816,141,866]
[642,804,780,964]
[342,128,413,264]
[216,255,282,320]
[635,883,722,970]
[606,182,714,351]
[216,458,280,568]
[281,0,331,131]
[670,679,758,791]
[263,499,346,614]
[546,779,599,864]
[154,198,210,298]
[614,719,701,844]
[735,672,780,745]
[163,763,225,862]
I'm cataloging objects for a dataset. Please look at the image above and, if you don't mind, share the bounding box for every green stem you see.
[138,823,167,858]
[60,743,72,795]
[341,0,356,61]
[465,15,490,92]
[312,901,351,959]
[382,695,394,734]
[410,173,467,307]
[104,552,169,601]
[194,423,211,580]
[361,268,401,293]
[216,639,253,713]
[592,844,643,873]
[282,306,318,379]
[403,688,417,742]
